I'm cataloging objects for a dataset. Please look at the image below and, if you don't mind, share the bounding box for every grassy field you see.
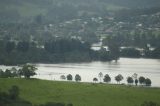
[0,78,160,106]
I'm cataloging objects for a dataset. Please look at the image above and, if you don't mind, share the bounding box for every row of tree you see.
[0,64,37,78]
[96,72,152,86]
[60,74,81,82]
[0,65,152,86]
[61,73,152,86]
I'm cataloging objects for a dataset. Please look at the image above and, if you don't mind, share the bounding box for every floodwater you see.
[34,58,160,87]
[1,58,160,87]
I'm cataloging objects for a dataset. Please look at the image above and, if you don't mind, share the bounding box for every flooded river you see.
[1,58,160,87]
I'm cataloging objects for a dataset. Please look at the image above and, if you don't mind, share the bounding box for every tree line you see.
[0,65,152,87]
[97,72,152,86]
[60,72,152,87]
[0,38,119,65]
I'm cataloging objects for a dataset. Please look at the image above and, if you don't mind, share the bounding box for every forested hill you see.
[0,0,160,23]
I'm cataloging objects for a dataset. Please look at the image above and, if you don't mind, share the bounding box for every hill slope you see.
[0,0,160,23]
[0,78,160,106]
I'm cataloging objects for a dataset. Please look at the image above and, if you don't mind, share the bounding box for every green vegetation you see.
[0,85,72,106]
[0,78,160,106]
[1,0,160,23]
[0,38,119,65]
[0,1,160,64]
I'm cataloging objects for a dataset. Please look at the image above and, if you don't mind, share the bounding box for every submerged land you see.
[0,78,160,106]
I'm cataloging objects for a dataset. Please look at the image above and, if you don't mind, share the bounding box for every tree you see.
[106,36,120,62]
[135,79,139,86]
[103,74,111,83]
[145,78,152,86]
[20,64,37,78]
[108,42,120,62]
[139,76,146,85]
[115,74,124,84]
[127,76,134,85]
[4,69,12,78]
[99,47,111,61]
[132,73,138,86]
[98,72,103,83]
[75,74,81,82]
[0,69,4,78]
[10,67,18,77]
[67,74,72,81]
[93,78,98,83]
[121,48,141,58]
[60,75,66,80]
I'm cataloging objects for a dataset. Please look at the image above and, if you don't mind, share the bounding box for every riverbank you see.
[0,78,160,106]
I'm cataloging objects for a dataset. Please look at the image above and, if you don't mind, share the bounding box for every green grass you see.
[0,78,160,106]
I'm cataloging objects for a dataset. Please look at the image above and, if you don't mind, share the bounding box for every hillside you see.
[0,78,160,106]
[0,0,160,23]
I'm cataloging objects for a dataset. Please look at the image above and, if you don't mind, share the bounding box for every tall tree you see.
[106,36,120,62]
[98,72,103,83]
[20,64,37,78]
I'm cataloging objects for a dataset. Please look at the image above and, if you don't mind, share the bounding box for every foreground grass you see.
[0,78,160,106]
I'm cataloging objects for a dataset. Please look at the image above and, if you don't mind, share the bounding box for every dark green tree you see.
[75,74,81,82]
[103,74,111,83]
[121,48,141,57]
[115,74,124,84]
[127,76,134,85]
[135,79,138,86]
[93,77,98,83]
[139,76,146,85]
[0,69,4,78]
[67,74,73,81]
[106,36,120,62]
[4,69,12,78]
[20,64,37,78]
[145,78,152,86]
